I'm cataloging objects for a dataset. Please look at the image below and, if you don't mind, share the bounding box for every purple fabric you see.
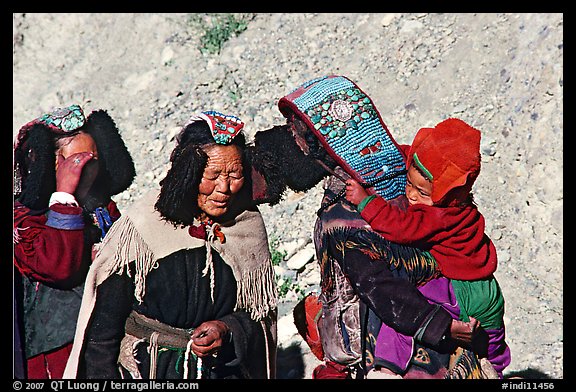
[485,327,512,379]
[45,209,85,230]
[374,324,414,371]
[418,276,461,319]
[374,276,510,377]
[374,276,459,371]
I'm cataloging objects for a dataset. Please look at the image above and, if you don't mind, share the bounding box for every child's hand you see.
[345,179,369,206]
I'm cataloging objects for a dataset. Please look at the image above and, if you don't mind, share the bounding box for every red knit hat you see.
[406,118,481,204]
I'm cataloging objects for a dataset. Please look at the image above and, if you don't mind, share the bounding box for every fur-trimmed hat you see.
[406,118,481,204]
[13,104,136,211]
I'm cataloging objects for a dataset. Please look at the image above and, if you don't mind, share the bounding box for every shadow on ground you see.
[276,343,306,379]
[505,368,553,379]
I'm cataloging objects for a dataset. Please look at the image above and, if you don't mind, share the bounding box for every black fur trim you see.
[245,126,288,206]
[155,144,207,227]
[247,125,331,204]
[15,124,57,210]
[83,110,136,196]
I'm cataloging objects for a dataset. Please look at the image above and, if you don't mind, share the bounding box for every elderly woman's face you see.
[198,144,245,218]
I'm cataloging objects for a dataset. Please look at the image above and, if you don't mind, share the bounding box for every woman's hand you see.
[345,179,369,206]
[55,152,95,194]
[190,320,230,358]
[449,316,480,347]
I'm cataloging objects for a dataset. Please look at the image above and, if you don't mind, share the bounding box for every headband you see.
[183,110,244,145]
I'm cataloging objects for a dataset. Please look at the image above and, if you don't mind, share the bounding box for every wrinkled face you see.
[405,164,433,207]
[56,131,100,201]
[197,144,245,218]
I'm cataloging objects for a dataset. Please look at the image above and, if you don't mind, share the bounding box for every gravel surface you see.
[13,13,563,379]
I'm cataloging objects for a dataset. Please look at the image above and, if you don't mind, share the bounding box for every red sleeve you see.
[13,203,87,288]
[106,199,122,220]
[360,196,448,247]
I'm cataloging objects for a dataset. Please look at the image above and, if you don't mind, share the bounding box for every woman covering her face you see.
[13,104,135,379]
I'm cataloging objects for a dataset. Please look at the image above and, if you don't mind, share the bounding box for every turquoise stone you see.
[329,130,338,138]
[320,126,331,135]
[311,114,322,123]
[71,118,82,128]
[322,103,330,110]
[361,112,370,119]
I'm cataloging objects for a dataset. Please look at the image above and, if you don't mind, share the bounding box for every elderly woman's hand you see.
[190,320,230,358]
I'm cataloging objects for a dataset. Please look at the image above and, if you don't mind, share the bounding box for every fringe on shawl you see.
[235,260,278,321]
[96,213,277,318]
[94,215,157,304]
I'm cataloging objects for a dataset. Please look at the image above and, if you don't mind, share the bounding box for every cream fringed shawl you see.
[63,190,278,378]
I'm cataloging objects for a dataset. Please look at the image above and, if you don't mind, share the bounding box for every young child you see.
[345,118,511,378]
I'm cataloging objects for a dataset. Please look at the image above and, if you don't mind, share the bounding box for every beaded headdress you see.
[183,110,244,145]
[14,104,86,150]
[278,75,407,200]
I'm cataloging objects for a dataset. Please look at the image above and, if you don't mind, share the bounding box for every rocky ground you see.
[13,13,563,379]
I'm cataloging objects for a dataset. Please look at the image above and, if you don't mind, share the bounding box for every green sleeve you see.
[357,195,377,213]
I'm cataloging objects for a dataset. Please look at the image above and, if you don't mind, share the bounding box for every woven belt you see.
[125,310,193,349]
[123,310,204,379]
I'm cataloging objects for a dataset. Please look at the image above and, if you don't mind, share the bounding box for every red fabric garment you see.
[13,200,121,288]
[14,202,85,288]
[293,293,324,361]
[312,361,351,379]
[26,343,73,379]
[360,196,497,280]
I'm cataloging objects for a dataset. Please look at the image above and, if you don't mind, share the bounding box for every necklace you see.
[188,216,226,244]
